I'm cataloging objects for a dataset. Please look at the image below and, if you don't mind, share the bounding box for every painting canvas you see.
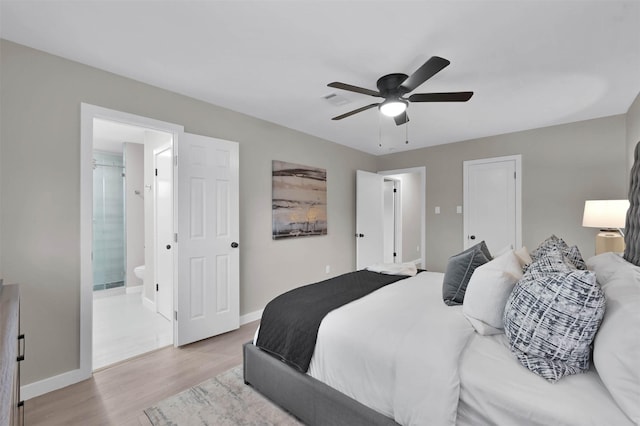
[272,160,327,239]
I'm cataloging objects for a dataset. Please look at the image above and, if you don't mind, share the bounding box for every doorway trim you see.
[379,166,426,268]
[382,178,402,263]
[80,103,184,380]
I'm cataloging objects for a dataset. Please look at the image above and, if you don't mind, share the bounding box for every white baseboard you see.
[21,367,89,401]
[142,295,155,311]
[125,285,143,294]
[240,308,263,325]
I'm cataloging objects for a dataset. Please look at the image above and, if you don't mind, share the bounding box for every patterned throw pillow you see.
[530,235,587,270]
[503,252,606,382]
[523,247,575,279]
[442,241,492,306]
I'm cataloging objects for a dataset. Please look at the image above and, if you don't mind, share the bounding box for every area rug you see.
[145,365,303,426]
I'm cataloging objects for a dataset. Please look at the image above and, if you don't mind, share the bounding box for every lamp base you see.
[595,231,625,255]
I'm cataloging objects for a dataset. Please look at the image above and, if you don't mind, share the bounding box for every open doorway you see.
[80,104,240,382]
[380,168,425,267]
[91,118,175,370]
[356,167,426,269]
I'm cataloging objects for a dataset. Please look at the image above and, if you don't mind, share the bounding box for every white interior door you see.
[155,145,173,320]
[463,155,521,254]
[356,170,385,269]
[175,133,239,346]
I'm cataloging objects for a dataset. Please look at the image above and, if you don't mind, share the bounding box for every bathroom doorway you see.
[91,118,174,370]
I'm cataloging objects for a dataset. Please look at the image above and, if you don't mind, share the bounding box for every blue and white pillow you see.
[503,249,606,382]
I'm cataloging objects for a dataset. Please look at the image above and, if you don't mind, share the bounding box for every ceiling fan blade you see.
[331,103,380,120]
[408,92,474,102]
[328,82,381,97]
[394,111,409,126]
[400,56,450,93]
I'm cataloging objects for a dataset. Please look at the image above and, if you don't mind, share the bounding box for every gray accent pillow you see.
[503,251,606,382]
[442,241,492,306]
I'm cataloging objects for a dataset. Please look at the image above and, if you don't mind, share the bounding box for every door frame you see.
[80,103,183,380]
[382,177,402,263]
[379,166,426,268]
[462,155,522,251]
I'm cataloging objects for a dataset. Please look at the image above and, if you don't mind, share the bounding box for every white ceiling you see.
[2,1,639,155]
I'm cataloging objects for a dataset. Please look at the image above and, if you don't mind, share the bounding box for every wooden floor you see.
[26,321,258,425]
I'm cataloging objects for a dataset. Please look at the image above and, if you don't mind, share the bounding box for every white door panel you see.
[176,133,239,346]
[155,146,173,320]
[463,156,521,255]
[356,170,385,269]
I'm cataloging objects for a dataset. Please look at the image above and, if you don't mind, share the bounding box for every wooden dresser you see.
[0,281,24,426]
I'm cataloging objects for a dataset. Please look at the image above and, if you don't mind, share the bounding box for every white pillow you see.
[592,263,640,424]
[463,250,523,335]
[587,252,639,285]
[514,246,532,267]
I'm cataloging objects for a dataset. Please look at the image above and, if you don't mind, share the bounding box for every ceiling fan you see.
[328,56,473,125]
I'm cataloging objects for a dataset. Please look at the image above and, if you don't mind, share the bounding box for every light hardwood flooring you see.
[26,321,258,426]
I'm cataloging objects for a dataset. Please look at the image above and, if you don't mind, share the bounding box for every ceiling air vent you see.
[323,93,351,107]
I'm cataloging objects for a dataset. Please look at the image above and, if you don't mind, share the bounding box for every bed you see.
[244,144,640,426]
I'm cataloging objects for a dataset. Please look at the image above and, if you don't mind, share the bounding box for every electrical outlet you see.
[435,206,440,214]
[325,265,331,274]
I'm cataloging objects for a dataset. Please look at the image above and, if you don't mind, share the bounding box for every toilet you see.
[134,265,145,281]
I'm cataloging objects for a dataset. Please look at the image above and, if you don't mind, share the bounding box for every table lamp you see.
[582,199,629,254]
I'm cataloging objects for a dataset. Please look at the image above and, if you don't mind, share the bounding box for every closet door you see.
[463,155,521,254]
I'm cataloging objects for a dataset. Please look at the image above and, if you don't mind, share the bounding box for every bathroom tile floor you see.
[93,289,173,370]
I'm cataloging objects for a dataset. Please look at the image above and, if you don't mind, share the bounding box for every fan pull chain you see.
[378,111,382,148]
[405,117,409,144]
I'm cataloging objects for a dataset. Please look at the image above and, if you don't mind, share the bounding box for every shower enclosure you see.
[93,151,126,291]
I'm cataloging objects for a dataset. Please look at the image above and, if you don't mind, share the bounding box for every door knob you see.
[469,235,476,240]
[166,244,171,249]
[231,242,239,248]
[354,233,364,238]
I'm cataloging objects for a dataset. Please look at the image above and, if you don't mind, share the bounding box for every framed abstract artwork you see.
[272,160,327,239]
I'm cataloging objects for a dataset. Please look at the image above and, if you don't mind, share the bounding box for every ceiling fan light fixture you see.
[379,99,407,117]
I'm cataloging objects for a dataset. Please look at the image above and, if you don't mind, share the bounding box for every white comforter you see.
[308,271,473,426]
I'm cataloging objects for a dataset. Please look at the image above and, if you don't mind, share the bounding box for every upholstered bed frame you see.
[243,342,399,425]
[243,141,640,425]
[624,142,640,266]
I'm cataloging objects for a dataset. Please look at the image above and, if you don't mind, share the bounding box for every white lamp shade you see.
[379,99,407,117]
[582,199,629,229]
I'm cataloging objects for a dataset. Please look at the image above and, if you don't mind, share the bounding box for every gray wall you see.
[627,92,640,175]
[377,115,628,272]
[0,40,376,385]
[124,142,145,289]
[396,172,422,263]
